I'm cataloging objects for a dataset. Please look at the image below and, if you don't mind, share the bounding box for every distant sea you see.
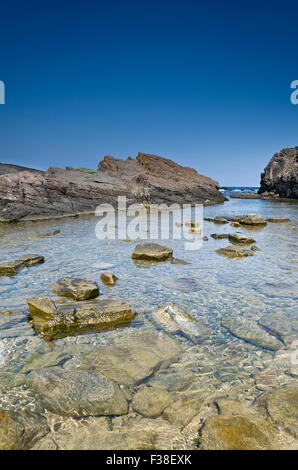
[219,186,259,193]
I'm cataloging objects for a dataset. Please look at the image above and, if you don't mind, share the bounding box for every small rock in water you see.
[49,276,99,300]
[251,245,260,251]
[213,216,229,224]
[222,316,284,351]
[152,304,210,344]
[132,243,173,262]
[0,260,24,276]
[100,272,118,287]
[230,222,241,227]
[258,313,298,347]
[266,217,290,223]
[211,233,230,239]
[231,213,267,226]
[22,367,128,418]
[37,230,60,238]
[16,254,45,266]
[216,245,254,258]
[0,310,14,316]
[228,234,256,245]
[132,386,173,418]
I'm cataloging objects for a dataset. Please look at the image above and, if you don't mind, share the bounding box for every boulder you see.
[100,272,118,287]
[198,414,278,450]
[152,304,210,344]
[49,276,99,300]
[132,386,173,418]
[0,408,49,450]
[258,147,298,198]
[132,243,173,262]
[222,317,284,351]
[216,245,254,258]
[27,297,135,340]
[256,385,298,438]
[23,367,128,417]
[81,330,182,386]
[234,213,267,226]
[228,234,256,245]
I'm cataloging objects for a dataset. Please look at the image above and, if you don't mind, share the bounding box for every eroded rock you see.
[228,234,256,245]
[132,243,173,262]
[100,272,118,287]
[216,245,254,258]
[0,260,24,276]
[49,276,99,300]
[16,254,45,266]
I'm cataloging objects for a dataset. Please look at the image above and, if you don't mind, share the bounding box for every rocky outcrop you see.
[0,153,226,222]
[259,147,298,198]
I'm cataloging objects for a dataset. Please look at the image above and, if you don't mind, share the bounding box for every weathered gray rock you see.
[228,234,256,245]
[100,272,118,287]
[81,330,182,386]
[0,408,49,450]
[27,297,135,340]
[258,147,298,198]
[23,367,128,417]
[49,276,99,300]
[222,317,284,351]
[132,386,173,418]
[16,254,45,266]
[266,217,291,223]
[132,243,173,262]
[216,245,254,258]
[152,304,210,344]
[256,385,298,438]
[0,260,24,276]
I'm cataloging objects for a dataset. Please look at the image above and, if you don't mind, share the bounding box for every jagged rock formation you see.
[0,153,225,222]
[258,147,298,198]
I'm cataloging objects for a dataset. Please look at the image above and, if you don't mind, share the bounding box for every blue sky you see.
[0,0,297,185]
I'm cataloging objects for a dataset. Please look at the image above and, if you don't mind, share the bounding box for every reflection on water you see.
[0,195,297,449]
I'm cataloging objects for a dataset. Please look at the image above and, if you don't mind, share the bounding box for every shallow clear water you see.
[0,195,297,449]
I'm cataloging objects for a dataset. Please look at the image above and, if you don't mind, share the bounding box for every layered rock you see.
[258,147,298,198]
[0,153,226,222]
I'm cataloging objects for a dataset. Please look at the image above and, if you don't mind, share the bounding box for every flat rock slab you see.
[266,217,291,223]
[230,213,267,226]
[16,254,45,266]
[23,367,128,417]
[81,330,182,386]
[49,276,99,300]
[0,260,24,276]
[198,415,279,450]
[258,313,298,347]
[132,243,173,262]
[216,245,254,258]
[222,317,284,351]
[230,193,261,199]
[152,304,210,344]
[27,297,135,339]
[211,233,230,239]
[132,386,173,418]
[228,234,256,245]
[0,408,49,450]
[256,385,298,438]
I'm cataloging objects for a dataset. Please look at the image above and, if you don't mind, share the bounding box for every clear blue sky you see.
[0,0,297,185]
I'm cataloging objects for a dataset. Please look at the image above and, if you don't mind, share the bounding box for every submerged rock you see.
[0,408,49,450]
[162,392,205,429]
[132,386,173,418]
[132,243,173,262]
[0,260,24,276]
[152,304,210,344]
[81,330,181,386]
[198,414,278,450]
[23,367,128,417]
[256,385,298,438]
[251,245,260,251]
[27,297,135,340]
[100,272,118,287]
[211,233,230,239]
[230,222,241,227]
[216,245,254,258]
[16,254,45,266]
[266,217,291,223]
[222,317,284,351]
[37,230,60,237]
[228,234,256,245]
[258,313,298,347]
[49,276,99,300]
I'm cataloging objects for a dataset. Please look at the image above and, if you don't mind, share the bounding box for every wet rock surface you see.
[132,243,173,262]
[152,304,210,344]
[49,276,99,300]
[222,317,284,351]
[22,367,128,417]
[216,245,254,258]
[132,386,173,418]
[228,234,256,245]
[266,217,291,223]
[0,260,25,276]
[258,313,298,347]
[100,272,118,287]
[27,297,135,339]
[259,146,298,198]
